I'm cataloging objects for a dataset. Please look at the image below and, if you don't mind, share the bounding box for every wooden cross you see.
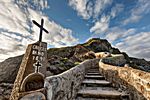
[33,60,42,73]
[32,19,49,42]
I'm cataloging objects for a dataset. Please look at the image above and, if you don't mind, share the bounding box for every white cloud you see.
[123,0,150,25]
[0,0,78,61]
[69,0,92,19]
[28,8,78,47]
[123,15,141,25]
[105,32,122,42]
[90,3,124,34]
[0,1,29,36]
[90,15,110,34]
[0,32,25,62]
[15,0,49,10]
[69,0,112,19]
[105,27,136,42]
[110,4,124,18]
[103,26,150,60]
[93,0,112,18]
[115,31,150,60]
[44,20,78,47]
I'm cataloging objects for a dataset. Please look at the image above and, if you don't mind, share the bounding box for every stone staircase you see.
[75,67,129,100]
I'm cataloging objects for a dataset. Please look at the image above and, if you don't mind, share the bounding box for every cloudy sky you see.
[0,0,150,61]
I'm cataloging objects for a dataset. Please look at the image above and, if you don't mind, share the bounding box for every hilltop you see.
[0,38,150,99]
[0,38,150,84]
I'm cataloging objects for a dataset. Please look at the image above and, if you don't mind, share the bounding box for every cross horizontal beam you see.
[32,20,49,33]
[32,19,49,42]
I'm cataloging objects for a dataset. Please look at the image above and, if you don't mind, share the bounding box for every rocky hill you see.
[0,38,150,99]
[0,38,150,84]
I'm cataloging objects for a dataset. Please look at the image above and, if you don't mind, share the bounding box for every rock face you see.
[0,55,23,83]
[0,83,13,100]
[101,54,127,66]
[0,38,150,99]
[129,57,150,72]
[0,38,150,84]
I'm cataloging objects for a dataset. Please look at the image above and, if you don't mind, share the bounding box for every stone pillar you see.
[10,41,47,100]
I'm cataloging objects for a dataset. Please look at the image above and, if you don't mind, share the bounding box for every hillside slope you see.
[0,38,150,99]
[0,38,149,84]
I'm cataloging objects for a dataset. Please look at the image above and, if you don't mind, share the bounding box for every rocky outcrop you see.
[1,38,150,84]
[1,38,150,83]
[82,38,112,53]
[47,55,76,75]
[0,83,13,100]
[0,55,23,83]
[101,54,127,66]
[129,57,150,72]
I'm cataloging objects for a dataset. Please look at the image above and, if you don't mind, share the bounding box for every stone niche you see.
[20,72,44,92]
[19,72,46,100]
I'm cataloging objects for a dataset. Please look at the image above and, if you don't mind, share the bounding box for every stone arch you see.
[20,72,44,92]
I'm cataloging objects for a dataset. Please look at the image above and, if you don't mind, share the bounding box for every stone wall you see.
[44,59,100,100]
[99,61,150,100]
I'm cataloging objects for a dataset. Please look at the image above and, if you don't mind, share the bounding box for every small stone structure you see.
[99,60,150,100]
[10,41,48,100]
[95,52,111,58]
[44,59,100,100]
[10,18,49,100]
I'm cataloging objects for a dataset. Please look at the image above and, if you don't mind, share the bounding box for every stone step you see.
[87,70,100,73]
[88,69,99,70]
[77,88,128,99]
[81,86,116,90]
[82,79,111,87]
[76,97,119,100]
[88,69,99,71]
[86,72,101,75]
[85,75,105,80]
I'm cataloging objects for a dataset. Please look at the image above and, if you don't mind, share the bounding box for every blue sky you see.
[0,0,150,61]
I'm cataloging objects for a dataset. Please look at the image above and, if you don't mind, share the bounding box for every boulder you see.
[84,51,96,59]
[0,55,23,83]
[0,83,13,100]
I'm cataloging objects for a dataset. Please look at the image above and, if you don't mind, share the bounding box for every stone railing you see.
[99,61,150,100]
[44,59,100,100]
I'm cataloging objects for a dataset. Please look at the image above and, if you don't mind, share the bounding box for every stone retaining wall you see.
[45,59,100,100]
[99,61,150,100]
